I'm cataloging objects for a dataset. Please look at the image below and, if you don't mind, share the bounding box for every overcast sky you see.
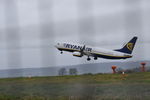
[0,0,150,69]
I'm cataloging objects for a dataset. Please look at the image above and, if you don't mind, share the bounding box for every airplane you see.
[55,36,137,61]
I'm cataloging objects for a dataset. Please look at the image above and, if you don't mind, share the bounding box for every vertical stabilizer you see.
[115,37,138,54]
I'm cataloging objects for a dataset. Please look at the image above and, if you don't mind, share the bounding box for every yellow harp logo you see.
[127,43,134,51]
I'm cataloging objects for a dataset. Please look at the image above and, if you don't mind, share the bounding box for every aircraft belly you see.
[92,53,130,59]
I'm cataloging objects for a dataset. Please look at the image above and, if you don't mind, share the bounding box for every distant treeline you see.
[58,66,150,76]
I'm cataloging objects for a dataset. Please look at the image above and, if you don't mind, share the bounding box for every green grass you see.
[0,72,150,100]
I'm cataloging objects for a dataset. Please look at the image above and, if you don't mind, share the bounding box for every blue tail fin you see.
[115,37,138,54]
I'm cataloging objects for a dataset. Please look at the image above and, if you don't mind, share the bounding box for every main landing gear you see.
[60,51,63,54]
[87,57,98,61]
[87,56,91,61]
[94,57,98,60]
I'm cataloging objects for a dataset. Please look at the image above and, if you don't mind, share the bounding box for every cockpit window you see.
[57,43,60,45]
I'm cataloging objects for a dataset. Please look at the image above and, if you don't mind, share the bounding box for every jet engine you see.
[73,52,82,57]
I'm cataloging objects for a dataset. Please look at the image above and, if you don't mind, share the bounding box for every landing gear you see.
[87,57,91,61]
[94,57,98,60]
[60,51,63,54]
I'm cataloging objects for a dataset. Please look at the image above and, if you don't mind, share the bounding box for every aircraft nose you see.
[54,44,58,48]
[54,43,60,48]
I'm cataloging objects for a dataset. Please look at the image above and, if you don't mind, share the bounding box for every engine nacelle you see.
[73,52,82,57]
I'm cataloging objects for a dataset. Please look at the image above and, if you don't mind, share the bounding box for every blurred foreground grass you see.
[0,72,150,100]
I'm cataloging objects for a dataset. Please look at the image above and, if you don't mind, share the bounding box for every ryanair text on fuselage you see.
[64,43,92,52]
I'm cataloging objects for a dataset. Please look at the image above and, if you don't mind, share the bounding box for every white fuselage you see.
[55,43,132,60]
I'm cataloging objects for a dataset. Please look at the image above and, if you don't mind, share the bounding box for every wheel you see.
[60,51,63,54]
[94,57,98,60]
[87,57,91,61]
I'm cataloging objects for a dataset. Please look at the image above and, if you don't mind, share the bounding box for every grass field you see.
[0,72,150,100]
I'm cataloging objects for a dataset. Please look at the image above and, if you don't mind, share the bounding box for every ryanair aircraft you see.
[55,37,137,61]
